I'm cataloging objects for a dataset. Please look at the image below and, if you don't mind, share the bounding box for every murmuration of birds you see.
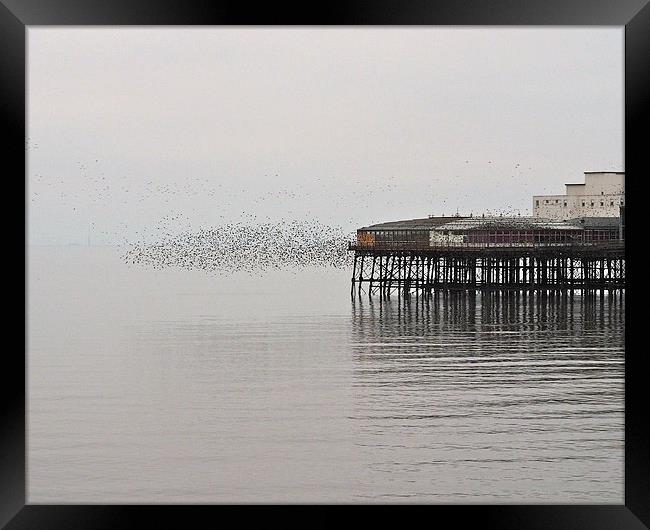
[123,219,355,274]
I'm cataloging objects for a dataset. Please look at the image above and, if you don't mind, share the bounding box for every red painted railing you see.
[348,240,625,251]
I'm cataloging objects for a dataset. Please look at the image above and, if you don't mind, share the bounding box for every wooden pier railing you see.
[348,240,625,252]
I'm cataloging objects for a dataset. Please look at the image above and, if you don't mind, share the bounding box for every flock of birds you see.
[29,143,619,275]
[27,151,545,274]
[123,219,354,274]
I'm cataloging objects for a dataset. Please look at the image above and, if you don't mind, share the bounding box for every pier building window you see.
[582,202,585,206]
[536,200,539,206]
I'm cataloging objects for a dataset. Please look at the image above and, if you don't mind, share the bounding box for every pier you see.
[348,216,625,295]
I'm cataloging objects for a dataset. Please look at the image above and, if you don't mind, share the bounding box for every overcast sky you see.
[27,27,623,245]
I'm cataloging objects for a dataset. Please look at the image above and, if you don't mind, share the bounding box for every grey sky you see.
[27,27,623,245]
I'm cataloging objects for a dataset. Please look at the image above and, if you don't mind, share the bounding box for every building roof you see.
[432,216,582,232]
[566,217,621,229]
[360,214,621,233]
[359,216,465,231]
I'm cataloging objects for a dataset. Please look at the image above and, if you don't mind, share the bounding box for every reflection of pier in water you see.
[350,291,625,396]
[352,289,625,334]
[347,290,624,502]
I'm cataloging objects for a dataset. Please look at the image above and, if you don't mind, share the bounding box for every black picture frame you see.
[3,1,647,527]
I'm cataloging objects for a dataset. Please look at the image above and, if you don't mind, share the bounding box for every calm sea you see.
[27,246,624,503]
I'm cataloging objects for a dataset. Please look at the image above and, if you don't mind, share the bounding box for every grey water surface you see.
[27,246,624,503]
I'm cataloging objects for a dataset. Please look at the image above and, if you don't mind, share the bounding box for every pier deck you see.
[349,242,625,294]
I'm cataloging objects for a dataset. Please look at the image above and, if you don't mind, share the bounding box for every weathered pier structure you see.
[349,216,625,294]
